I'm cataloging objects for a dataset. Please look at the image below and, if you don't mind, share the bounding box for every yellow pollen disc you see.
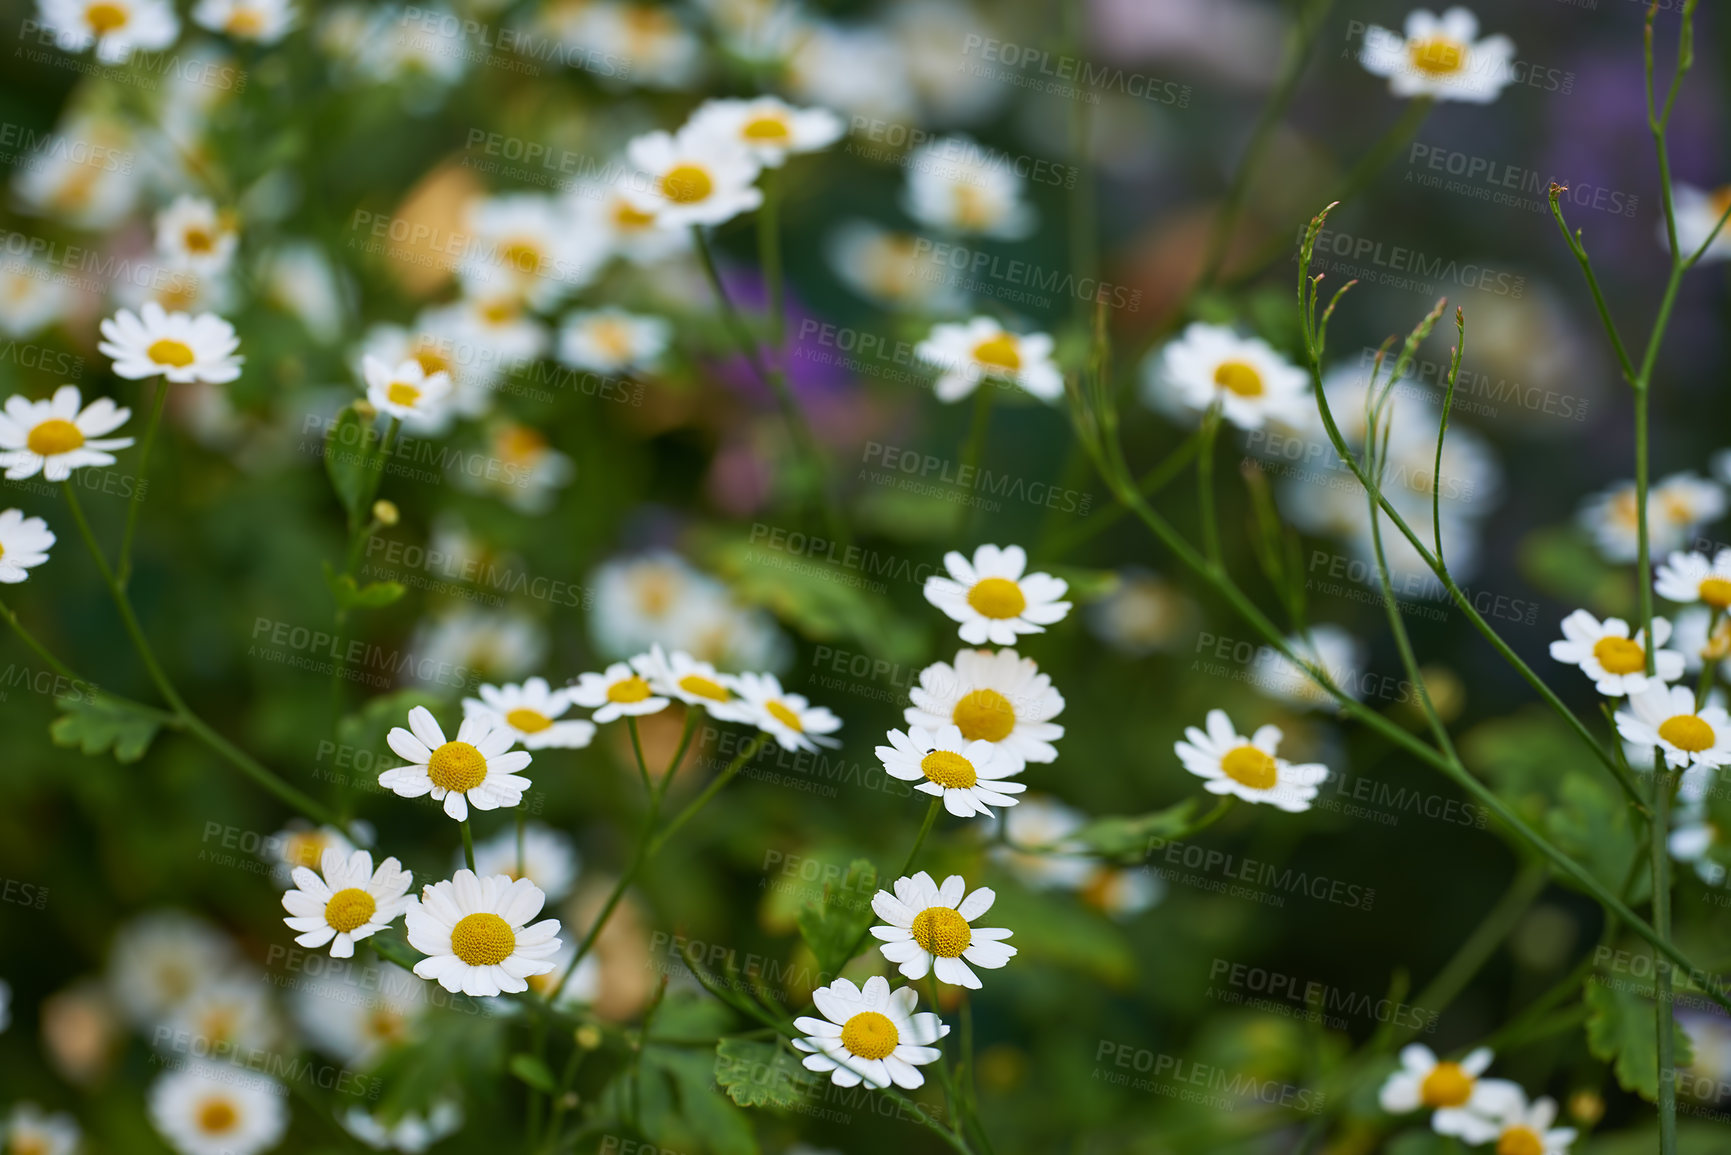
[481,299,516,325]
[412,346,450,376]
[286,832,326,868]
[451,911,515,966]
[496,426,545,464]
[1700,578,1731,609]
[967,577,1027,619]
[0,542,6,561]
[1659,714,1715,753]
[386,381,422,407]
[367,1008,405,1042]
[660,164,714,205]
[742,115,790,141]
[1419,1061,1475,1108]
[85,2,128,34]
[227,8,264,35]
[197,1098,238,1134]
[839,1010,899,1060]
[12,1137,49,1155]
[952,689,1015,743]
[502,240,541,273]
[506,707,553,733]
[606,675,653,704]
[184,227,213,253]
[1592,635,1646,675]
[427,741,488,792]
[614,201,656,230]
[1213,360,1264,397]
[148,337,197,367]
[26,418,85,457]
[953,184,992,230]
[1497,1126,1544,1155]
[971,333,1021,372]
[921,749,978,790]
[1408,35,1467,76]
[678,674,730,702]
[591,320,635,360]
[1221,745,1278,791]
[751,700,799,733]
[911,906,972,957]
[1713,187,1731,220]
[324,887,377,934]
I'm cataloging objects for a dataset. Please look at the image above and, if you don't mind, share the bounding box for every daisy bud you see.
[372,500,399,527]
[575,1024,603,1050]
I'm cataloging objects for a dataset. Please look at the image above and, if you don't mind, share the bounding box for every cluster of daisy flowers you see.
[1381,1045,1576,1153]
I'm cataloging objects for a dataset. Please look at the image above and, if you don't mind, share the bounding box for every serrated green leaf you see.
[1071,799,1200,862]
[714,1038,817,1110]
[796,857,877,980]
[51,694,163,764]
[1584,976,1693,1102]
[324,405,378,524]
[508,1053,557,1093]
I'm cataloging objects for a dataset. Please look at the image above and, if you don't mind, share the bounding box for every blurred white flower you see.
[556,308,671,374]
[154,195,238,277]
[624,127,763,228]
[192,0,295,43]
[0,255,73,337]
[1145,322,1309,431]
[903,134,1034,238]
[37,0,179,63]
[684,96,845,168]
[148,1062,286,1155]
[1359,7,1515,104]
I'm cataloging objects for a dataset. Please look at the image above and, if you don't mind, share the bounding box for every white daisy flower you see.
[987,794,1095,890]
[556,309,671,374]
[147,1062,286,1155]
[462,676,596,750]
[451,421,574,515]
[1580,474,1726,564]
[1671,605,1731,675]
[261,242,346,343]
[793,976,949,1089]
[825,220,963,311]
[362,355,453,425]
[470,822,578,902]
[0,508,54,584]
[37,0,179,63]
[1548,609,1684,697]
[357,313,496,418]
[632,644,754,722]
[624,128,763,229]
[1616,683,1731,771]
[565,180,690,267]
[1378,1044,1522,1143]
[341,1101,463,1153]
[1359,7,1515,104]
[5,1103,80,1155]
[923,544,1071,646]
[570,1,703,90]
[870,871,1015,989]
[1672,184,1731,264]
[13,113,142,229]
[1079,864,1165,920]
[734,671,841,752]
[568,661,672,723]
[460,194,602,311]
[905,648,1065,773]
[1482,1088,1578,1155]
[903,135,1034,239]
[107,911,237,1027]
[1249,626,1365,713]
[161,973,279,1053]
[154,195,237,277]
[877,724,1025,818]
[264,820,363,889]
[379,706,534,821]
[282,847,414,958]
[0,255,73,337]
[1657,549,1731,611]
[1145,322,1309,431]
[1174,709,1330,813]
[289,968,425,1067]
[409,607,546,685]
[914,318,1063,404]
[98,302,243,384]
[406,870,562,997]
[192,0,295,42]
[1669,803,1727,887]
[683,96,845,168]
[0,385,132,482]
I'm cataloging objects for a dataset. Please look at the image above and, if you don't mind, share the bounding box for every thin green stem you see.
[460,817,476,872]
[1198,403,1223,571]
[627,716,652,794]
[647,731,771,857]
[957,384,995,538]
[1653,757,1678,1155]
[117,377,170,588]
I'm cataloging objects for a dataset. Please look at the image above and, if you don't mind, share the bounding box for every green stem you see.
[117,376,170,588]
[627,716,652,794]
[1653,758,1678,1155]
[1198,403,1223,571]
[758,165,784,353]
[460,817,476,872]
[957,384,995,538]
[647,730,771,857]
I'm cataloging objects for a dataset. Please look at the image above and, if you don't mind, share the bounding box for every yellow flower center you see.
[480,298,516,325]
[660,164,714,205]
[1660,714,1715,753]
[1592,636,1647,675]
[1213,360,1264,397]
[85,2,129,34]
[1700,578,1731,609]
[450,912,516,966]
[412,345,450,377]
[742,114,790,141]
[324,888,377,934]
[427,740,487,792]
[967,577,1027,619]
[839,1010,899,1060]
[0,542,6,561]
[920,749,978,790]
[910,906,972,957]
[227,7,264,36]
[1497,1126,1544,1155]
[678,674,730,702]
[590,319,636,361]
[148,338,197,368]
[1220,745,1278,791]
[506,707,553,733]
[386,381,422,407]
[1419,1061,1475,1108]
[613,200,656,230]
[607,675,653,703]
[184,227,214,253]
[27,418,85,457]
[197,1097,238,1134]
[367,1008,406,1043]
[1408,35,1468,77]
[766,700,804,732]
[971,333,1021,372]
[12,1135,49,1155]
[496,425,545,464]
[953,689,1015,743]
[286,832,327,869]
[954,184,993,231]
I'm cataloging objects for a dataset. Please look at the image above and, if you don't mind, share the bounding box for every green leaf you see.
[795,857,877,980]
[1546,773,1649,903]
[1070,799,1201,862]
[508,1053,557,1093]
[1584,976,1693,1102]
[324,405,378,524]
[323,561,406,610]
[1044,565,1120,603]
[51,694,163,764]
[714,1038,817,1111]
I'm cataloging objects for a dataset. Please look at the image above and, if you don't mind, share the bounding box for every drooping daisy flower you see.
[877,724,1025,818]
[99,302,243,384]
[556,308,672,374]
[683,96,846,168]
[793,975,948,1089]
[1145,322,1309,431]
[903,135,1034,239]
[633,644,754,722]
[1378,1044,1521,1143]
[362,355,453,425]
[1249,626,1364,712]
[734,671,841,752]
[1671,184,1731,264]
[107,911,237,1027]
[826,220,963,311]
[161,973,279,1053]
[1548,610,1684,697]
[1174,710,1330,813]
[871,872,1015,989]
[0,509,54,583]
[406,870,562,997]
[37,0,180,63]
[0,255,73,337]
[462,676,596,750]
[1657,549,1731,611]
[154,195,237,276]
[341,1102,463,1153]
[568,661,672,723]
[0,385,132,481]
[905,648,1065,773]
[1616,684,1731,771]
[624,128,763,229]
[923,544,1071,646]
[470,822,578,902]
[4,1103,80,1155]
[1359,7,1515,104]
[191,0,295,42]
[914,317,1063,404]
[147,1062,287,1155]
[1481,1089,1578,1155]
[282,847,414,958]
[379,706,534,821]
